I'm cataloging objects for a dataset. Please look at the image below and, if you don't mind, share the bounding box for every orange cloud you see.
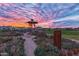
[0,22,30,27]
[0,17,31,27]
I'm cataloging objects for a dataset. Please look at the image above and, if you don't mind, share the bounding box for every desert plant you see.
[34,44,60,56]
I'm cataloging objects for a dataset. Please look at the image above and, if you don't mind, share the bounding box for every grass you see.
[62,34,79,40]
[45,28,79,40]
[62,29,79,40]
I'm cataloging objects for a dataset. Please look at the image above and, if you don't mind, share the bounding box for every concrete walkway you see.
[70,39,79,43]
[65,38,79,43]
[22,32,37,56]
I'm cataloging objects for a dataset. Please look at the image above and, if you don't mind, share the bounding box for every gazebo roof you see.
[27,21,38,23]
[27,19,38,24]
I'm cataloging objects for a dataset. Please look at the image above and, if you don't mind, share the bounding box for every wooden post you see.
[53,30,61,49]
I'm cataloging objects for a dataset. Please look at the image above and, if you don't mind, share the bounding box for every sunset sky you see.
[0,3,79,28]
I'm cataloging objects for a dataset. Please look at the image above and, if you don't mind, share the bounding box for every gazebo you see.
[27,19,38,28]
[27,19,62,49]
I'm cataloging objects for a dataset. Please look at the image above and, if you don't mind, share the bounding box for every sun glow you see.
[0,17,32,28]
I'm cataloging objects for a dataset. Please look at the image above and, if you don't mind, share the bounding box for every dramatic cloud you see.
[0,3,79,28]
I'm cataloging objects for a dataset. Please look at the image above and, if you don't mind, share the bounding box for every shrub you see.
[34,44,60,56]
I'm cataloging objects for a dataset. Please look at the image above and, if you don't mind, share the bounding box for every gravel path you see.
[22,32,37,56]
